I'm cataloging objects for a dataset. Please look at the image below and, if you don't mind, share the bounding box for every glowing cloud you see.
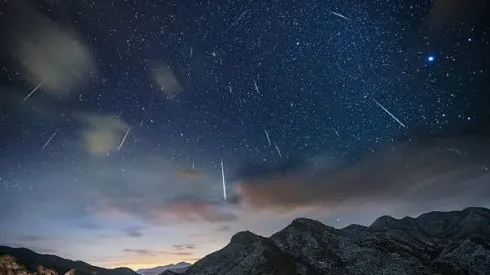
[77,114,129,156]
[150,62,183,98]
[9,3,96,97]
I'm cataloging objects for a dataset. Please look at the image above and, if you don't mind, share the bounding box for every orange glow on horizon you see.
[99,258,199,271]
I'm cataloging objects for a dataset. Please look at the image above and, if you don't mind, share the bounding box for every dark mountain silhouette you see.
[0,246,138,275]
[2,207,489,275]
[183,207,490,275]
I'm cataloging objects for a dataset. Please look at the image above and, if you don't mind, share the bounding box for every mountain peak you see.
[291,217,327,228]
[370,215,403,229]
[230,230,262,244]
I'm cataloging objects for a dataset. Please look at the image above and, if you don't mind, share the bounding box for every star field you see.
[0,0,489,269]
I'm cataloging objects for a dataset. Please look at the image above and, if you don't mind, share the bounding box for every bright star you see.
[427,55,436,62]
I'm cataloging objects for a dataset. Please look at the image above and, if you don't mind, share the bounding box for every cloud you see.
[123,227,144,238]
[6,1,96,97]
[18,235,50,242]
[233,135,490,212]
[150,62,183,98]
[172,251,193,256]
[87,196,237,226]
[425,0,487,32]
[177,169,205,180]
[147,198,237,224]
[215,225,231,232]
[122,249,168,257]
[77,222,102,230]
[122,248,193,257]
[86,197,132,219]
[173,244,196,250]
[77,114,129,156]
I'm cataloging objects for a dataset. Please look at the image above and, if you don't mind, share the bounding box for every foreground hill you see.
[0,246,138,275]
[183,207,490,275]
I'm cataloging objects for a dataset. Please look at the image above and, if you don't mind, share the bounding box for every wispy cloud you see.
[122,248,194,257]
[151,62,183,98]
[77,113,129,156]
[77,221,102,230]
[122,249,168,257]
[123,227,144,238]
[87,196,238,226]
[173,244,196,250]
[233,136,490,213]
[7,1,96,97]
[177,169,205,180]
[215,225,231,232]
[17,235,51,242]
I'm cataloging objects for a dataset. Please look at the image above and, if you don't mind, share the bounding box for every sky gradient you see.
[1,0,490,270]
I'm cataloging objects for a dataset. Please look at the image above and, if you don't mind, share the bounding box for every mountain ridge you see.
[1,207,489,275]
[183,207,490,275]
[0,246,138,275]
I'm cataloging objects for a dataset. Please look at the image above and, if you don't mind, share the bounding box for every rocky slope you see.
[183,207,490,275]
[0,246,138,275]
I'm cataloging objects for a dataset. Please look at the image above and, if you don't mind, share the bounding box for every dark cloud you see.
[425,0,488,32]
[87,196,237,226]
[231,156,307,183]
[233,135,490,212]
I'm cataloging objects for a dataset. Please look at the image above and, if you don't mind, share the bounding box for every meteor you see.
[221,159,227,201]
[21,82,42,104]
[118,126,131,150]
[42,131,57,149]
[253,78,260,95]
[329,10,351,21]
[372,98,406,128]
[264,129,272,146]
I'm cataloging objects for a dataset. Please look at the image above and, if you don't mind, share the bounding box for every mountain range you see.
[1,207,489,275]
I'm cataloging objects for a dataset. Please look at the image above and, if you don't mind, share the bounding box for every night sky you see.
[1,0,490,270]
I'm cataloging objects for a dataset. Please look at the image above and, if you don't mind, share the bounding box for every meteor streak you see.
[329,10,351,21]
[21,82,42,104]
[225,9,250,31]
[264,130,272,146]
[275,145,282,158]
[372,98,406,128]
[253,78,260,95]
[42,131,57,149]
[221,159,227,201]
[118,126,131,150]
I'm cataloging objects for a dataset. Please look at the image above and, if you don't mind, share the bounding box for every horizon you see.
[1,0,489,271]
[4,205,489,270]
